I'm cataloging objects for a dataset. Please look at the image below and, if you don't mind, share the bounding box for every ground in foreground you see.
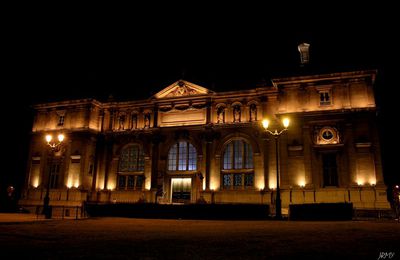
[0,216,399,259]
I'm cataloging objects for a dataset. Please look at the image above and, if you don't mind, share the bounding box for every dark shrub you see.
[86,203,270,220]
[289,203,353,220]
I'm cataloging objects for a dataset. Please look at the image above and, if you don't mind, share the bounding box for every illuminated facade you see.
[19,70,390,215]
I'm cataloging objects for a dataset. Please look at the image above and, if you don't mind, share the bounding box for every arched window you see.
[222,139,254,189]
[168,141,197,171]
[223,140,253,169]
[118,144,144,190]
[119,145,144,172]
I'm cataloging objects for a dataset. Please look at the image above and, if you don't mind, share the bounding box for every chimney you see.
[298,43,310,66]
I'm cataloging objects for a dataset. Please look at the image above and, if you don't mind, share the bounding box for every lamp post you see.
[43,133,65,219]
[262,117,289,219]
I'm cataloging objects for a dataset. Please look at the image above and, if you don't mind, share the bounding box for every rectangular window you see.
[71,158,80,163]
[244,174,254,187]
[319,91,332,105]
[127,175,135,189]
[223,174,232,188]
[322,153,338,187]
[58,115,65,126]
[32,159,41,165]
[118,175,144,190]
[49,161,60,189]
[118,176,126,189]
[222,173,254,189]
[136,175,144,188]
[234,174,242,188]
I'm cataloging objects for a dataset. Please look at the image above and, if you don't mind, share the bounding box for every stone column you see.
[371,119,384,185]
[263,136,270,190]
[203,127,215,190]
[303,125,313,187]
[345,123,357,186]
[108,109,114,131]
[343,82,351,109]
[91,139,100,193]
[103,139,113,190]
[98,110,104,132]
[153,106,158,128]
[280,131,289,188]
[150,134,162,191]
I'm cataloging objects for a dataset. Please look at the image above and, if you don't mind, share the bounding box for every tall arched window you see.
[168,141,197,171]
[222,139,254,189]
[118,144,144,190]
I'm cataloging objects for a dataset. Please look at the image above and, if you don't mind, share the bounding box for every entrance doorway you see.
[171,178,191,203]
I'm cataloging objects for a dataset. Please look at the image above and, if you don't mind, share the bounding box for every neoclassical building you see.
[19,69,390,216]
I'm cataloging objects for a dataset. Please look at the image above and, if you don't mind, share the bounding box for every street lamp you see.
[43,133,65,219]
[262,117,290,219]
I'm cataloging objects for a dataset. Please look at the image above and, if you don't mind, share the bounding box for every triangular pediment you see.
[154,80,213,99]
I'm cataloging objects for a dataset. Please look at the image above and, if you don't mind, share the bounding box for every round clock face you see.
[321,129,334,141]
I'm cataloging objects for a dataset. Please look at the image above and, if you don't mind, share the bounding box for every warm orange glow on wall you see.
[256,178,265,190]
[145,177,151,190]
[369,178,376,186]
[356,177,365,186]
[32,177,39,188]
[298,179,306,188]
[209,181,218,191]
[269,181,276,190]
[209,174,219,190]
[107,180,116,190]
[67,176,79,188]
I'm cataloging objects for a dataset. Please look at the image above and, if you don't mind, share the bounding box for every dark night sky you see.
[2,4,399,196]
